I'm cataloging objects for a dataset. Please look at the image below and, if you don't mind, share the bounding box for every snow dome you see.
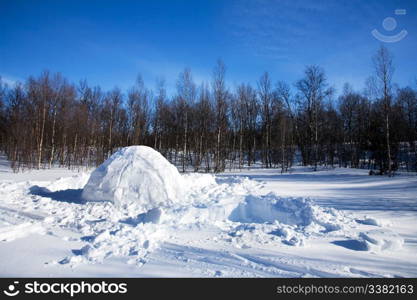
[82,146,184,213]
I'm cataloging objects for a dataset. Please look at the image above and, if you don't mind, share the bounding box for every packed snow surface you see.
[82,146,184,214]
[0,154,416,277]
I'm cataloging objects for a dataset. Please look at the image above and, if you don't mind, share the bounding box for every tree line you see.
[0,46,416,174]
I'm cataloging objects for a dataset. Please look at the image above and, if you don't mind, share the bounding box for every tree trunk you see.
[37,101,46,169]
[49,106,57,168]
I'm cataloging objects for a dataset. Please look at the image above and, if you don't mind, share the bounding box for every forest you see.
[0,46,416,174]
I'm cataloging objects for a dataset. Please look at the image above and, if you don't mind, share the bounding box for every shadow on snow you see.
[29,185,85,204]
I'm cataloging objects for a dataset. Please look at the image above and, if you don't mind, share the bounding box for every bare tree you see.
[372,46,395,175]
[295,65,333,171]
[212,60,229,172]
[1,51,415,175]
[127,75,150,146]
[258,72,273,168]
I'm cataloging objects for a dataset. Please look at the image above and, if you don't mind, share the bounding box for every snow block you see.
[82,146,184,214]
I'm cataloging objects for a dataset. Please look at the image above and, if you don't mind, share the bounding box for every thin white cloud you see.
[225,0,378,61]
[226,0,331,59]
[0,74,22,87]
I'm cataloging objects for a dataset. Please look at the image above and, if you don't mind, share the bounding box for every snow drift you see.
[82,146,184,214]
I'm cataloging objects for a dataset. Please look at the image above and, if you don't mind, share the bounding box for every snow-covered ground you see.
[0,155,416,277]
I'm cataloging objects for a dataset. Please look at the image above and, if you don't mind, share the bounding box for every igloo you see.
[82,146,184,213]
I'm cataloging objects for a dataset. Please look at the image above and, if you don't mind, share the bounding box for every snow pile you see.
[61,169,355,266]
[130,176,353,248]
[229,194,315,225]
[163,176,264,225]
[82,146,184,215]
[45,173,91,191]
[357,229,404,252]
[61,223,165,266]
[224,192,350,247]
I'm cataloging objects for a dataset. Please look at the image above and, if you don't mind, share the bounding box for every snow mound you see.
[228,193,345,232]
[82,146,184,214]
[358,229,403,251]
[229,193,314,225]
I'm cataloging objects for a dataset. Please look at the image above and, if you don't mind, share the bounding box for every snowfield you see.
[0,149,416,278]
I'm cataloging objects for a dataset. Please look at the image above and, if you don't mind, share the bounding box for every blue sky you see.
[1,0,416,95]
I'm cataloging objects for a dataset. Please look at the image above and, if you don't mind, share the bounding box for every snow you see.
[0,151,417,277]
[358,230,404,251]
[0,222,46,242]
[82,146,185,215]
